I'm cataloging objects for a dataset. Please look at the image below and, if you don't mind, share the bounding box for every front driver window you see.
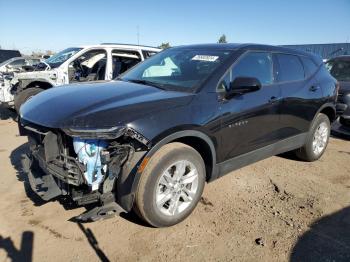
[231,52,273,85]
[69,49,107,83]
[217,70,231,92]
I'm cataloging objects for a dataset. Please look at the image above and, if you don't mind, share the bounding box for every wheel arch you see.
[307,103,336,133]
[319,105,336,123]
[116,130,218,212]
[148,130,218,182]
[25,80,53,90]
[18,79,53,92]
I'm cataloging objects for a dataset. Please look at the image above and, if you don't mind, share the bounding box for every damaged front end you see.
[21,121,149,221]
[0,73,15,107]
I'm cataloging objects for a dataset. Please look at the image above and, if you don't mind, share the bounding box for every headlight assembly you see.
[63,126,127,139]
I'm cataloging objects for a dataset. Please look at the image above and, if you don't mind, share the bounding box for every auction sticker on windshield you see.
[192,55,219,62]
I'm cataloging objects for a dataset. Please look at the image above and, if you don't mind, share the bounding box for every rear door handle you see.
[309,85,320,92]
[269,96,280,103]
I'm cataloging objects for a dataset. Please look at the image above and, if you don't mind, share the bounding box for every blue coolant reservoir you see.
[73,138,108,191]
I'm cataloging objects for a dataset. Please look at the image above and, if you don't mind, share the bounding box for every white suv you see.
[0,44,160,110]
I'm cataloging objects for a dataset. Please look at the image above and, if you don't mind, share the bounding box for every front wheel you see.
[135,142,206,227]
[296,113,330,162]
[14,87,44,113]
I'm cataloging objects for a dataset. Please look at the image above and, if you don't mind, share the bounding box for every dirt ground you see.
[0,108,350,262]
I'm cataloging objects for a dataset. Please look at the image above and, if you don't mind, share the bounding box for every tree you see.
[158,42,171,49]
[218,34,227,43]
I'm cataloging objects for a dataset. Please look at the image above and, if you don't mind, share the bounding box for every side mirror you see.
[226,77,261,98]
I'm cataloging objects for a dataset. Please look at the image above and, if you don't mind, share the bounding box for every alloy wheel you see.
[156,160,199,216]
[312,122,328,156]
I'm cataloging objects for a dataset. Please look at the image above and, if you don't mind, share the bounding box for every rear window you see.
[276,54,304,82]
[325,59,350,82]
[301,57,318,78]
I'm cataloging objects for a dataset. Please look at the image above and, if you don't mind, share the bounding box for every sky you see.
[0,0,349,54]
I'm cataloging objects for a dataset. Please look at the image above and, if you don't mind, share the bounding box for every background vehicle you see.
[19,44,337,227]
[0,49,21,63]
[325,56,350,132]
[0,57,43,108]
[0,57,42,74]
[5,44,160,111]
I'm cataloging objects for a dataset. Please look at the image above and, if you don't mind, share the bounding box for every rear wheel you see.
[135,142,205,227]
[296,113,330,162]
[14,87,44,113]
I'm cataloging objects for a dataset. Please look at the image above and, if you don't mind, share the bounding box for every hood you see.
[15,69,54,79]
[20,80,194,129]
[339,81,350,93]
[11,69,56,85]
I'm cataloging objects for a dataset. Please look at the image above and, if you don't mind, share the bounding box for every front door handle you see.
[309,85,320,92]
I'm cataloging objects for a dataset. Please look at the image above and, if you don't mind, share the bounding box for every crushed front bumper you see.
[23,154,66,201]
[20,118,148,221]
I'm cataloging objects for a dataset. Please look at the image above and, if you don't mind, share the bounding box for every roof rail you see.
[100,43,159,49]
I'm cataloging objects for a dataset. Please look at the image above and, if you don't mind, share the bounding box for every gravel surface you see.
[0,108,350,262]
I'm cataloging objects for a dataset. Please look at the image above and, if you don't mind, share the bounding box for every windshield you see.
[45,47,82,68]
[325,59,350,81]
[0,58,17,68]
[120,48,233,91]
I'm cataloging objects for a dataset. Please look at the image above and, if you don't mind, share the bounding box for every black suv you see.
[19,44,337,227]
[325,56,350,129]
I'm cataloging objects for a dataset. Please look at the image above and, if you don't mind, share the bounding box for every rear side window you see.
[231,52,273,85]
[276,54,304,82]
[112,49,141,78]
[301,57,318,78]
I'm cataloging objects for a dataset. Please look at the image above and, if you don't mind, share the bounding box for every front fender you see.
[115,129,218,211]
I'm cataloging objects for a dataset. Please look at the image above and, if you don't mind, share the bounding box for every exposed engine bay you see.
[73,138,108,191]
[21,121,149,221]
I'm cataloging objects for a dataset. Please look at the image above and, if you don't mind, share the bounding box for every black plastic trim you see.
[215,133,308,179]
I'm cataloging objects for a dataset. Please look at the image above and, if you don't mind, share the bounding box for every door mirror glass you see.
[226,77,261,97]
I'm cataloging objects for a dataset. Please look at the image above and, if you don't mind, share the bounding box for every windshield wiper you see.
[124,79,166,90]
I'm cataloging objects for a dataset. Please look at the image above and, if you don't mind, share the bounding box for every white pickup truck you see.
[0,44,160,111]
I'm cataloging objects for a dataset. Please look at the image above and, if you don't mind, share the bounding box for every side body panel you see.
[216,84,282,162]
[278,64,337,139]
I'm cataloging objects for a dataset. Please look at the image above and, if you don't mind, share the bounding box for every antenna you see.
[137,25,140,45]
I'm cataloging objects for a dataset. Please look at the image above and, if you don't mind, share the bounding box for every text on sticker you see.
[192,55,219,62]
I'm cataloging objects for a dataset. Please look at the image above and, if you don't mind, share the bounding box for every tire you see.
[296,113,330,162]
[135,142,206,227]
[14,87,44,113]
